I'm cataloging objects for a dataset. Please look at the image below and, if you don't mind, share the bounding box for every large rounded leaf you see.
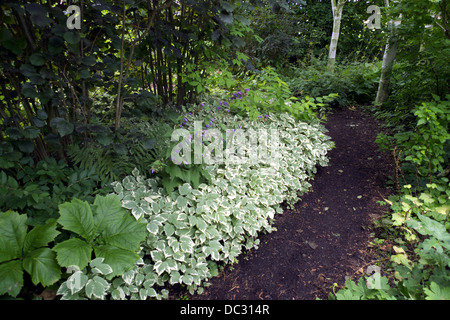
[64,31,81,45]
[29,53,45,66]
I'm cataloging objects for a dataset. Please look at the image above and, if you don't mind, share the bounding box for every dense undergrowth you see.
[329,95,450,300]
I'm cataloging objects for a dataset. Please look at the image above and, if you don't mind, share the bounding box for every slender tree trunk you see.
[375,1,401,105]
[327,0,346,71]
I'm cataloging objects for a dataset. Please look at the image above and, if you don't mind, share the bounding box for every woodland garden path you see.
[187,106,395,300]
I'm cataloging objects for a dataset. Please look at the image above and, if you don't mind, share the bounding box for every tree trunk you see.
[327,0,346,71]
[375,1,401,105]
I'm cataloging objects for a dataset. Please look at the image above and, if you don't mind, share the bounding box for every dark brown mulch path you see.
[188,106,395,300]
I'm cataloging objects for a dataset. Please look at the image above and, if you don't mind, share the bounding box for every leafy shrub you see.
[53,194,147,279]
[376,95,450,182]
[283,59,381,107]
[99,112,333,299]
[66,116,172,182]
[230,67,337,121]
[331,180,450,300]
[0,157,111,226]
[0,211,61,298]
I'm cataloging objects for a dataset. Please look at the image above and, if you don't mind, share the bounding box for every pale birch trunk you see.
[375,1,401,105]
[327,0,346,71]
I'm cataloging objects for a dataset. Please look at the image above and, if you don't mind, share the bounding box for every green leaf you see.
[179,235,194,253]
[58,198,95,241]
[0,211,28,263]
[21,83,38,98]
[94,245,139,278]
[408,215,450,243]
[424,282,450,300]
[64,31,81,45]
[3,37,27,56]
[179,183,192,196]
[18,141,35,154]
[0,260,23,297]
[0,28,12,42]
[53,238,93,270]
[29,53,45,66]
[23,219,59,254]
[93,194,129,233]
[101,214,147,252]
[22,126,41,139]
[57,120,74,137]
[22,247,61,286]
[66,270,89,295]
[164,223,175,237]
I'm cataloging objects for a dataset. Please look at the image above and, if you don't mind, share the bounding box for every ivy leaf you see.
[53,238,93,270]
[22,247,61,286]
[0,260,23,297]
[58,198,95,241]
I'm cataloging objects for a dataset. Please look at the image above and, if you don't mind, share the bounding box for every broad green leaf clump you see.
[53,194,147,279]
[0,211,61,297]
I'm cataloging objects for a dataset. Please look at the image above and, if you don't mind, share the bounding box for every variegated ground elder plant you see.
[57,112,333,299]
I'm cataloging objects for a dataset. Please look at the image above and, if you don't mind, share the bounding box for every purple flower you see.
[238,124,241,128]
[223,102,228,106]
[226,109,230,112]
[184,118,188,122]
[245,88,250,92]
[219,102,222,106]
[205,125,209,128]
[210,118,214,122]
[238,91,242,95]
[258,115,262,118]
[265,114,269,118]
[201,103,205,107]
[217,106,220,110]
[151,169,154,173]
